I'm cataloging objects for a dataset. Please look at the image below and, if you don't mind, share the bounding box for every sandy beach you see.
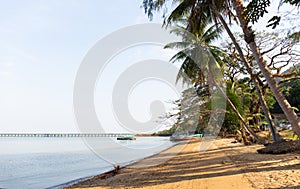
[66,138,300,189]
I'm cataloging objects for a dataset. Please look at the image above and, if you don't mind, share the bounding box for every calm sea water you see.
[0,137,173,189]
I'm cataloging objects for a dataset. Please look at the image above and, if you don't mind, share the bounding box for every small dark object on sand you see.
[99,164,120,179]
[257,140,300,154]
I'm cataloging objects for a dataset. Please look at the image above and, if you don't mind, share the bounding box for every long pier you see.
[0,133,133,138]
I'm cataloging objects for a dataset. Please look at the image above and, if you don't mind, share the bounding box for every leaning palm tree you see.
[165,21,263,143]
[229,0,300,137]
[142,0,293,140]
[166,21,225,84]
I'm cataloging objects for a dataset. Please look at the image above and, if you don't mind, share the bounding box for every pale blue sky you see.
[0,0,165,133]
[0,0,295,133]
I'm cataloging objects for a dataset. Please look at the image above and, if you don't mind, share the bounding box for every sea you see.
[0,136,174,189]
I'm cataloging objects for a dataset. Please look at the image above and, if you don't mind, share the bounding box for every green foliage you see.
[272,69,300,113]
[288,31,300,43]
[156,126,177,136]
[165,23,226,86]
[245,0,270,24]
[142,0,169,21]
[283,80,300,111]
[264,90,276,109]
[222,85,241,133]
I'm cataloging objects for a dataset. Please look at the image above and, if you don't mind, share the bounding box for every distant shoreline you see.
[0,133,172,138]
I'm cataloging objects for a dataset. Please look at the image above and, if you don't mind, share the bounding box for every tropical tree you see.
[142,0,300,139]
[165,21,263,143]
[222,81,244,134]
[272,64,300,114]
[231,0,300,137]
[221,31,287,141]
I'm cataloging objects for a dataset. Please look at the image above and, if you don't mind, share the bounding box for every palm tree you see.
[230,0,300,137]
[165,22,263,143]
[166,21,225,84]
[215,13,282,142]
[142,0,294,140]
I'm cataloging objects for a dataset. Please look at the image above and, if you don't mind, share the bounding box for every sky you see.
[0,0,296,133]
[0,0,180,133]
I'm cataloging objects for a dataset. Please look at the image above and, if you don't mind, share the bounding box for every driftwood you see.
[98,164,120,179]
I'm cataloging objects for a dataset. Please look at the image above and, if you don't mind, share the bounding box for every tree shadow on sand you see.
[67,139,300,188]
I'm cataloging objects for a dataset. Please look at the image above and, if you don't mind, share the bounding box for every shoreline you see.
[48,175,93,189]
[61,139,182,188]
[66,138,300,189]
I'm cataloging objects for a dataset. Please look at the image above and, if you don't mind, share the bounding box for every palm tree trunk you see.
[216,80,264,143]
[206,70,265,143]
[241,127,251,145]
[231,0,300,137]
[217,14,282,142]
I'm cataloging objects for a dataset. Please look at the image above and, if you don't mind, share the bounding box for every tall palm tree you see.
[165,22,263,143]
[215,14,282,142]
[166,22,225,84]
[230,0,300,137]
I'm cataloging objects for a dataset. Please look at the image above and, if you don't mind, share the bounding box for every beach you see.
[66,138,300,189]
